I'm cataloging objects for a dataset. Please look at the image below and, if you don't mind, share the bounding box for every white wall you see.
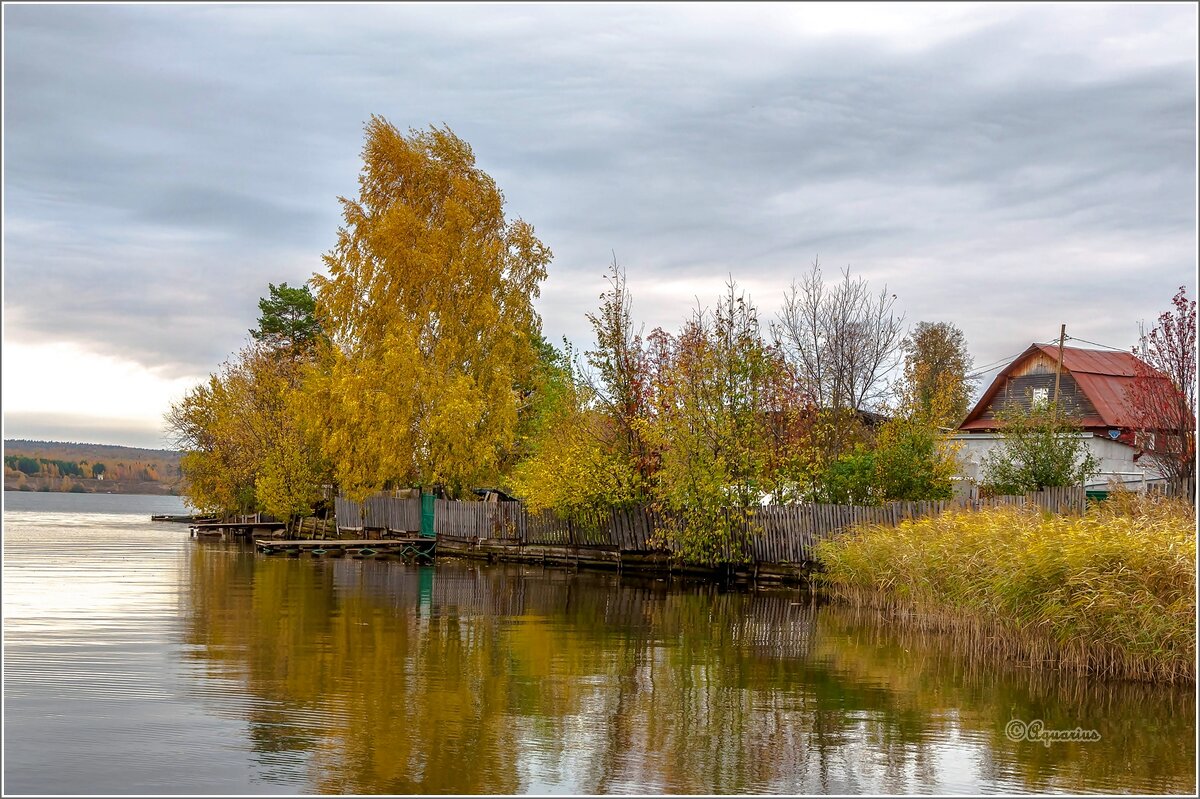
[948,433,1164,490]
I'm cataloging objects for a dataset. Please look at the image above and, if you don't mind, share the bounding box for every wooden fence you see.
[973,485,1088,514]
[434,500,524,542]
[1149,476,1197,503]
[334,494,421,533]
[336,486,1087,565]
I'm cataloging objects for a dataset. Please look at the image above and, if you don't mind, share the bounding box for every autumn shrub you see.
[508,413,642,521]
[813,494,1196,682]
[645,281,773,565]
[814,448,876,504]
[813,413,958,505]
[979,401,1099,494]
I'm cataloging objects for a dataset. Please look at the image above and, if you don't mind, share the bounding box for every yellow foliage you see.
[168,346,325,520]
[510,399,640,518]
[310,118,550,499]
[900,321,973,427]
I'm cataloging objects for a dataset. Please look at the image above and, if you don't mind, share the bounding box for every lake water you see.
[3,491,1195,795]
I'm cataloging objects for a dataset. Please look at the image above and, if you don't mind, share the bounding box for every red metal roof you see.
[1030,343,1140,378]
[959,344,1164,431]
[1070,372,1139,427]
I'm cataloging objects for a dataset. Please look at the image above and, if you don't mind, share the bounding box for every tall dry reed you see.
[813,491,1196,682]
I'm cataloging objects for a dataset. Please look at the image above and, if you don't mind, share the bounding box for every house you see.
[952,343,1166,490]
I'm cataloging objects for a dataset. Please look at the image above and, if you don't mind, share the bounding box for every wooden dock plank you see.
[194,522,286,531]
[255,537,436,558]
[256,538,429,549]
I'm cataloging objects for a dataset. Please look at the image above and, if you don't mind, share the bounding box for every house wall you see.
[976,359,1098,424]
[950,432,1164,490]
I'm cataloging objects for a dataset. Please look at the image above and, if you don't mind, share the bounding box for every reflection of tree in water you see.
[177,542,341,787]
[179,548,1195,794]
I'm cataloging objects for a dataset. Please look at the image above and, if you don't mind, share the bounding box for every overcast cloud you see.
[2,2,1196,448]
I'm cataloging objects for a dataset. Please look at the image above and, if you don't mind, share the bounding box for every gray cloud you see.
[3,412,171,450]
[2,3,1196,444]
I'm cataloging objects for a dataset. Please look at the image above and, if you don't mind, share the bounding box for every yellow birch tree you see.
[309,117,551,499]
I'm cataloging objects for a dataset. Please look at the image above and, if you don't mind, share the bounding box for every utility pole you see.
[1053,323,1066,420]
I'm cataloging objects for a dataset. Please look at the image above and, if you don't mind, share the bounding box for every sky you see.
[2,2,1197,450]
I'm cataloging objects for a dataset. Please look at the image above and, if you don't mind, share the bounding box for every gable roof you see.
[959,343,1160,431]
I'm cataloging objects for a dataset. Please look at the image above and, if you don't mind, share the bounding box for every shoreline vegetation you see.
[813,490,1196,684]
[161,118,1196,686]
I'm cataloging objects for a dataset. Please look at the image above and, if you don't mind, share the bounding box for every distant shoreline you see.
[3,478,179,496]
[4,439,182,496]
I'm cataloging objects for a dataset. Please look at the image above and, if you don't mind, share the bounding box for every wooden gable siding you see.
[1009,350,1058,377]
[977,369,1098,423]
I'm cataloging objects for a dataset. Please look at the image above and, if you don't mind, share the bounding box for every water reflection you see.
[182,545,1196,795]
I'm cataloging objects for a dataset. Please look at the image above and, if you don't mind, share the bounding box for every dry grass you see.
[813,491,1196,683]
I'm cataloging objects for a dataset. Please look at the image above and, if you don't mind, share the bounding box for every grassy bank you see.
[813,492,1196,683]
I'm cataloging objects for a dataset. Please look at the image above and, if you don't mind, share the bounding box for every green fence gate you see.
[420,493,436,538]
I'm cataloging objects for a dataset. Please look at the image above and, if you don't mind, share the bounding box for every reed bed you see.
[813,491,1196,683]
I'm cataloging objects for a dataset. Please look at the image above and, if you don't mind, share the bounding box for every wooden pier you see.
[255,537,436,559]
[191,521,287,539]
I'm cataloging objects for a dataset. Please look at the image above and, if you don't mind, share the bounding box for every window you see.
[1032,387,1049,408]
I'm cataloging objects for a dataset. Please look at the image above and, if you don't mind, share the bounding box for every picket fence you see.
[334,486,1088,565]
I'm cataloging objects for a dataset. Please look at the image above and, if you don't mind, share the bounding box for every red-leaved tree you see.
[1126,286,1197,483]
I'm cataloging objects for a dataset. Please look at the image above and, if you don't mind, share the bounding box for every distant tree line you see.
[4,456,86,477]
[2,455,163,482]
